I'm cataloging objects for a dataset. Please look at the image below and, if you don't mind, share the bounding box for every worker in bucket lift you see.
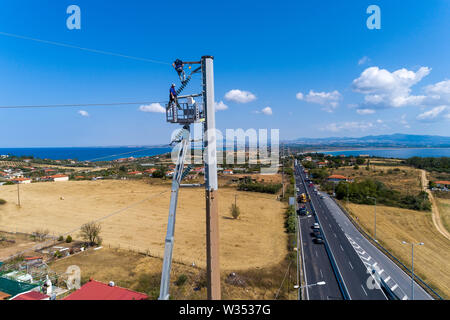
[169,83,178,110]
[172,59,186,83]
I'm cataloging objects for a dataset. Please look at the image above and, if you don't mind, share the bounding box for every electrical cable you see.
[0,31,171,65]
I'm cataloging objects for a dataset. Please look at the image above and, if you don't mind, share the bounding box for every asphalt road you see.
[320,192,433,300]
[296,165,387,300]
[295,172,343,300]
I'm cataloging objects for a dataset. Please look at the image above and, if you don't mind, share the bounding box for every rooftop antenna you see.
[159,56,221,300]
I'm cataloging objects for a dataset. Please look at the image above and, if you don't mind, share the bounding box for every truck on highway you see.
[299,193,308,203]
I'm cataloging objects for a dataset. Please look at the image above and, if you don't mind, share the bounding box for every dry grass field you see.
[435,197,450,234]
[331,164,422,195]
[50,247,293,300]
[0,180,287,271]
[343,202,450,298]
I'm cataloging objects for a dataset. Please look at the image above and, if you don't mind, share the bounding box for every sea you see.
[317,148,450,159]
[1,147,449,162]
[0,147,173,162]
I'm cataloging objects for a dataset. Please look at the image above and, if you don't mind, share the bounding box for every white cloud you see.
[224,89,256,103]
[424,80,450,104]
[352,66,431,108]
[323,121,374,132]
[356,108,375,115]
[296,89,342,112]
[139,103,165,113]
[78,110,89,117]
[416,105,449,121]
[214,101,228,111]
[358,56,370,65]
[376,119,383,124]
[296,92,304,100]
[261,106,273,115]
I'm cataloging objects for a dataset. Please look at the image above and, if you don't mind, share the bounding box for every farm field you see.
[435,197,450,234]
[343,202,450,298]
[0,180,287,271]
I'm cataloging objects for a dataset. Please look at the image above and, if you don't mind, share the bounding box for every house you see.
[128,171,143,176]
[50,174,69,182]
[11,291,49,300]
[11,178,32,184]
[304,156,312,162]
[165,170,174,177]
[223,169,234,175]
[327,175,350,183]
[64,279,148,300]
[317,162,327,168]
[0,277,39,299]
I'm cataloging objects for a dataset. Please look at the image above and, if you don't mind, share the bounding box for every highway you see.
[295,163,433,300]
[295,173,343,300]
[296,164,387,300]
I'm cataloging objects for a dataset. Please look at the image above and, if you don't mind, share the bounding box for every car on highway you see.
[312,223,320,230]
[313,237,323,244]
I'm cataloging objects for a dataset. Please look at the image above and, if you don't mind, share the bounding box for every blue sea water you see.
[0,146,172,162]
[320,148,450,159]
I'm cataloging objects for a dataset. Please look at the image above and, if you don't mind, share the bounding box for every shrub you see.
[66,235,73,243]
[230,204,241,219]
[57,235,64,242]
[0,199,6,205]
[175,274,188,286]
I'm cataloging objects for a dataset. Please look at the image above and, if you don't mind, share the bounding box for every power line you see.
[0,31,171,65]
[0,101,168,109]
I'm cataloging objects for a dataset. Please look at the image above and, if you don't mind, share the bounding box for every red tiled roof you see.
[11,178,31,181]
[64,280,148,300]
[12,291,49,300]
[50,174,68,178]
[435,181,450,185]
[24,256,42,261]
[328,175,348,180]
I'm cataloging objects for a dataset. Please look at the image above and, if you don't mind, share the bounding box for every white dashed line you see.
[340,245,344,251]
[361,285,368,296]
[391,284,398,291]
[385,276,391,282]
[349,261,354,269]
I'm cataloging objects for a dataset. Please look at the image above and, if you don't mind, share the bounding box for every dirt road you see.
[420,169,450,241]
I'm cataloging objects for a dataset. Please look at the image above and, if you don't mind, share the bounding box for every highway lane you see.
[295,171,343,300]
[297,165,387,300]
[320,193,433,300]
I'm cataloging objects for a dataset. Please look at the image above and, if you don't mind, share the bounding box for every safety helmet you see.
[171,83,176,87]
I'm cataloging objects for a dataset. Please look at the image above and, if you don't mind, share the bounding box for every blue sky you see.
[0,0,449,147]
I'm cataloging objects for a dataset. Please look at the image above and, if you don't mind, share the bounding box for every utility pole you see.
[202,56,221,300]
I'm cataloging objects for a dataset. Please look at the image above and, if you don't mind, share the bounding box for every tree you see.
[80,221,102,246]
[230,204,241,219]
[33,229,49,241]
[66,235,73,243]
[356,158,365,165]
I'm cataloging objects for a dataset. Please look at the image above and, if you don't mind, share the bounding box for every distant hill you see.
[286,134,450,148]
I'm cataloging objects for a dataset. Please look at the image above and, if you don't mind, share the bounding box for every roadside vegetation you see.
[0,199,6,205]
[335,180,431,211]
[237,177,282,194]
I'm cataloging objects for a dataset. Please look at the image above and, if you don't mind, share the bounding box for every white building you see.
[50,175,69,182]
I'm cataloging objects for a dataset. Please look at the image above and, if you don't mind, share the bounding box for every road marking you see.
[315,250,318,258]
[373,262,378,268]
[384,276,391,282]
[378,269,384,275]
[402,295,408,300]
[320,269,323,278]
[334,233,337,238]
[349,261,353,269]
[361,285,368,296]
[391,284,398,291]
[361,256,371,261]
[340,245,344,251]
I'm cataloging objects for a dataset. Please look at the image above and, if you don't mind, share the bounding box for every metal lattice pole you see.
[158,126,190,300]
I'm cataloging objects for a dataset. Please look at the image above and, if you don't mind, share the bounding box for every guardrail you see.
[298,166,350,300]
[333,199,444,300]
